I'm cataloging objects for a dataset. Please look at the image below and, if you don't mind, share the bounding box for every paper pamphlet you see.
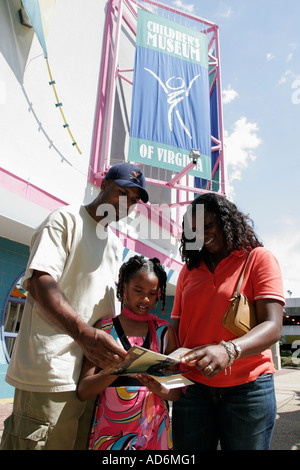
[99,345,194,389]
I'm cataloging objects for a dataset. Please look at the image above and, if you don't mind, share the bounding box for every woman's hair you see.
[180,193,263,270]
[116,255,167,312]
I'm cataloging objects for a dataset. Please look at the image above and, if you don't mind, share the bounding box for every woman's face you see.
[203,211,226,256]
[192,210,226,256]
[124,270,159,316]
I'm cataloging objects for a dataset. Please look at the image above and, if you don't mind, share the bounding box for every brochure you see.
[99,345,194,389]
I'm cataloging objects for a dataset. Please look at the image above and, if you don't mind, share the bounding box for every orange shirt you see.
[171,247,285,387]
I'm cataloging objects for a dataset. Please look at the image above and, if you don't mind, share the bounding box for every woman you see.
[171,193,285,450]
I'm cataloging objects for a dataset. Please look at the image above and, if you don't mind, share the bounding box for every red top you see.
[171,247,285,387]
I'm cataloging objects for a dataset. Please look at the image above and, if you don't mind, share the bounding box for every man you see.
[0,162,149,450]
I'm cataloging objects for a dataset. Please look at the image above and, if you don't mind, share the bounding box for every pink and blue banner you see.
[129,10,211,179]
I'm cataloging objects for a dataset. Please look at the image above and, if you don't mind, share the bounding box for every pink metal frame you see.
[0,167,66,210]
[89,0,225,267]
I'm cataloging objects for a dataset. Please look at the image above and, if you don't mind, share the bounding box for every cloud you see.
[217,5,234,19]
[266,53,275,61]
[173,1,195,13]
[287,52,293,62]
[292,76,300,104]
[263,220,300,298]
[277,69,293,85]
[224,117,261,198]
[289,43,297,50]
[222,86,238,104]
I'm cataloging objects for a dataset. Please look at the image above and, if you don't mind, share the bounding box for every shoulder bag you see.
[222,251,257,337]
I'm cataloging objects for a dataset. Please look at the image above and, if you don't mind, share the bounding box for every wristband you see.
[220,340,235,375]
[229,340,242,359]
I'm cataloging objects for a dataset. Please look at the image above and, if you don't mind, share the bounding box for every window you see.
[1,272,26,362]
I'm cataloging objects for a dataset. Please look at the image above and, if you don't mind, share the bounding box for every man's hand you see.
[29,271,127,369]
[77,323,127,369]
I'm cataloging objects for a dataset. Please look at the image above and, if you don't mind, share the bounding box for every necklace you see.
[209,255,216,271]
[121,306,166,352]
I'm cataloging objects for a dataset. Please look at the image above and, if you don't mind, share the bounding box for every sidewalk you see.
[0,368,299,450]
[270,367,300,450]
[0,399,12,443]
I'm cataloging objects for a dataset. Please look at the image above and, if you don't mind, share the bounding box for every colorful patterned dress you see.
[88,316,173,450]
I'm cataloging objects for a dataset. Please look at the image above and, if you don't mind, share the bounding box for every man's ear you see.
[100,179,109,191]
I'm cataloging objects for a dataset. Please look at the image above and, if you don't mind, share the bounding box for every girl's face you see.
[124,270,159,315]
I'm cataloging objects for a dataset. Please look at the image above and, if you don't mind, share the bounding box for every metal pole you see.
[214,25,226,195]
[103,0,124,170]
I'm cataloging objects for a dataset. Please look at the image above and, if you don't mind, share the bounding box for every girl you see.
[77,255,180,450]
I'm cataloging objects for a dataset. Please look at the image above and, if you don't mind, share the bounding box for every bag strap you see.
[232,251,252,297]
[113,316,150,351]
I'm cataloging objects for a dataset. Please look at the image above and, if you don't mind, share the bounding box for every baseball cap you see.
[104,162,149,203]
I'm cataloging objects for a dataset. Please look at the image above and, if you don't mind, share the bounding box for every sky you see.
[157,0,300,298]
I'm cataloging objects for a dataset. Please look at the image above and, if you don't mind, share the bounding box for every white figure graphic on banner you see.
[144,68,201,139]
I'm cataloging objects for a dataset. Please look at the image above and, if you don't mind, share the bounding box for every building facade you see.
[282,297,300,351]
[0,0,226,400]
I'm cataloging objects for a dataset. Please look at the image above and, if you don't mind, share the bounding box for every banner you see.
[22,0,56,58]
[129,10,211,179]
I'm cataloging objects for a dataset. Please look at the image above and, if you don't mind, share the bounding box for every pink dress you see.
[88,317,173,450]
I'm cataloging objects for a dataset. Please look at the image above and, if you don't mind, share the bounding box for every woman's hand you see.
[180,344,232,378]
[178,299,284,379]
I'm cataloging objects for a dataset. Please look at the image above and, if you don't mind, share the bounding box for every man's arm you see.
[28,270,127,369]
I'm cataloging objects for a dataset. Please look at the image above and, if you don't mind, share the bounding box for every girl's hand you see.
[136,374,180,402]
[136,374,163,393]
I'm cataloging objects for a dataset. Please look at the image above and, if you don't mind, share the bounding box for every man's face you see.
[99,180,141,221]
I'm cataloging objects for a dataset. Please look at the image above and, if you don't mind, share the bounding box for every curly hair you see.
[116,255,167,312]
[180,193,263,270]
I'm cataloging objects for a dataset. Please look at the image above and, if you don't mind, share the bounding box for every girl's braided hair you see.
[116,255,167,313]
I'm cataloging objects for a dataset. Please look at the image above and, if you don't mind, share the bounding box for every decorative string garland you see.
[46,58,81,154]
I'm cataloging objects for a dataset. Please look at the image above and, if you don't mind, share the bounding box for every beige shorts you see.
[0,389,88,450]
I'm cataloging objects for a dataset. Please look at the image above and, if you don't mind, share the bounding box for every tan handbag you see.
[222,252,257,337]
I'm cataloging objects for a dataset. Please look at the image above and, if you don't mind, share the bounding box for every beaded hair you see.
[116,255,167,313]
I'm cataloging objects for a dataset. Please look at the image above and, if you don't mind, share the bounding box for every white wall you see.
[1,0,107,207]
[0,1,184,284]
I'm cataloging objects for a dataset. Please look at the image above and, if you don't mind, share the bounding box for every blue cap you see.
[104,162,149,203]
